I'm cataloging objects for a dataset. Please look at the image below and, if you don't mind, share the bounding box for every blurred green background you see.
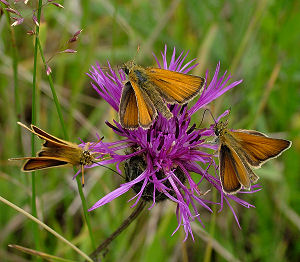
[1,0,299,261]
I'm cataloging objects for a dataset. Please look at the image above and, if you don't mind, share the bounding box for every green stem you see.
[89,201,146,261]
[80,0,89,28]
[31,0,43,257]
[0,196,93,262]
[75,172,96,249]
[36,39,68,139]
[36,37,96,251]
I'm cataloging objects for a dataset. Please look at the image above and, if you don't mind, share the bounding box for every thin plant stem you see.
[36,39,67,139]
[36,37,96,250]
[89,201,146,261]
[80,0,89,28]
[74,170,96,249]
[31,0,43,256]
[0,196,93,262]
[9,245,76,262]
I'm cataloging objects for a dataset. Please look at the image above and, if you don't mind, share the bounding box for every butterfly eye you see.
[124,67,129,75]
[214,127,219,136]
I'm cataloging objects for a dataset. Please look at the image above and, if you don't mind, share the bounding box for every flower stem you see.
[36,36,96,250]
[80,0,89,28]
[89,201,146,261]
[36,39,67,138]
[31,0,43,256]
[75,171,96,249]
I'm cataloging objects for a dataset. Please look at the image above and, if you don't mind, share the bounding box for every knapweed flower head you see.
[85,46,261,240]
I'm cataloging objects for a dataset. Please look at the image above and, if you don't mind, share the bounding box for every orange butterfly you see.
[10,122,103,186]
[214,120,291,194]
[119,61,205,129]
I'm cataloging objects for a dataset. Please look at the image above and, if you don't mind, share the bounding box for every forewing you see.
[235,129,267,137]
[37,146,82,166]
[31,125,72,148]
[119,82,139,129]
[243,161,259,183]
[147,68,205,104]
[22,157,69,171]
[231,130,291,167]
[219,144,242,194]
[130,81,157,129]
[228,145,251,189]
[17,122,70,149]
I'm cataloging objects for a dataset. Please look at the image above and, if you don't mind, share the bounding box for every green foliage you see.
[0,0,299,261]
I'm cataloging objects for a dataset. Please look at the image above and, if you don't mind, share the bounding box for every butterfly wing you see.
[10,157,69,171]
[147,68,205,104]
[129,81,157,129]
[119,82,139,129]
[31,125,69,145]
[219,144,242,194]
[18,122,74,149]
[231,130,291,167]
[219,144,251,194]
[30,124,78,149]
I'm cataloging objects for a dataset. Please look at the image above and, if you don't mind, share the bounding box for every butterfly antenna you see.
[227,107,232,119]
[198,108,217,128]
[207,109,217,124]
[89,136,104,150]
[92,161,125,179]
[17,121,33,133]
[131,44,140,64]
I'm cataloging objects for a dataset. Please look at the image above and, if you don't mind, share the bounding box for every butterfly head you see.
[122,61,136,75]
[214,120,228,137]
[79,150,94,166]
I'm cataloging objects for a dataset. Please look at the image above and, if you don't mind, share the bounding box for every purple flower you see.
[85,45,261,240]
